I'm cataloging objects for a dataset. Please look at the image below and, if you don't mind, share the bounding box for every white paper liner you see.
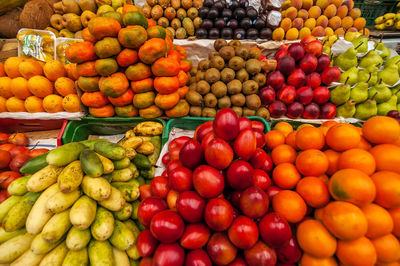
[0,112,85,120]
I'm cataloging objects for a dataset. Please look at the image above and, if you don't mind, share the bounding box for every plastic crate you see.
[355,0,397,26]
[61,117,167,145]
[164,116,270,144]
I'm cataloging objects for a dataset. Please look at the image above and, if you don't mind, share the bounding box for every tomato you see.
[259,212,292,248]
[179,140,203,169]
[161,169,168,178]
[238,117,252,131]
[166,189,179,210]
[169,147,180,161]
[231,190,241,208]
[161,152,170,165]
[153,243,185,266]
[253,169,272,191]
[233,129,257,161]
[169,136,191,152]
[138,257,153,266]
[193,165,224,198]
[9,154,30,172]
[0,150,11,169]
[244,240,277,266]
[29,148,49,158]
[137,229,158,257]
[151,176,170,199]
[139,184,153,201]
[207,232,238,265]
[138,196,167,228]
[150,210,184,243]
[227,160,254,190]
[251,121,265,132]
[253,128,266,148]
[213,108,240,141]
[0,171,21,189]
[0,189,7,203]
[201,131,216,150]
[194,121,213,143]
[0,133,9,144]
[266,186,281,200]
[176,191,205,223]
[204,198,234,231]
[0,143,15,152]
[205,138,234,170]
[169,167,193,192]
[249,148,273,173]
[229,256,248,266]
[180,223,211,249]
[240,186,269,219]
[228,216,259,249]
[185,249,212,266]
[166,160,182,176]
[276,236,302,264]
[8,133,29,146]
[9,146,29,158]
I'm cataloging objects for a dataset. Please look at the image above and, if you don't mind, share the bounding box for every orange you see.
[10,77,31,100]
[28,76,53,98]
[43,94,63,113]
[321,120,338,128]
[300,253,338,266]
[295,127,325,150]
[4,57,23,78]
[394,136,400,146]
[297,219,337,257]
[336,237,377,266]
[271,144,297,164]
[273,121,293,137]
[285,130,297,149]
[295,149,329,176]
[55,77,77,96]
[389,207,400,238]
[272,190,307,223]
[0,62,5,77]
[64,63,79,81]
[296,176,330,208]
[272,163,301,189]
[362,203,393,238]
[338,148,376,175]
[0,77,12,98]
[6,97,26,112]
[264,130,285,150]
[371,234,400,263]
[319,126,329,136]
[363,116,400,144]
[62,94,81,113]
[328,169,376,206]
[0,96,6,112]
[371,171,400,208]
[369,144,400,174]
[326,123,361,151]
[322,201,368,240]
[324,149,340,176]
[43,60,66,81]
[314,208,325,221]
[298,124,314,129]
[18,59,43,79]
[24,96,44,113]
[357,136,372,150]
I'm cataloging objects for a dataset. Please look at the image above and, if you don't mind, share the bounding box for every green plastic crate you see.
[355,0,397,26]
[164,116,270,144]
[61,117,167,145]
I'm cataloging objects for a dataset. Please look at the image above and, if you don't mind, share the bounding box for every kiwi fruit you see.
[177,8,187,20]
[253,73,266,87]
[158,17,169,27]
[211,81,227,98]
[187,7,198,20]
[202,107,217,117]
[245,59,261,75]
[196,80,210,95]
[190,106,202,117]
[256,107,270,120]
[204,93,218,107]
[228,56,245,71]
[171,0,180,9]
[205,68,221,83]
[221,68,235,83]
[189,83,197,91]
[186,90,203,106]
[147,0,157,6]
[227,79,242,95]
[208,51,220,60]
[229,40,241,48]
[171,18,182,30]
[231,93,245,106]
[235,46,249,59]
[182,0,193,9]
[218,96,232,109]
[189,77,197,85]
[196,71,205,81]
[232,106,243,117]
[248,48,261,59]
[190,66,197,76]
[236,68,249,83]
[198,60,210,71]
[210,56,225,70]
[218,46,235,61]
[242,80,259,95]
[214,39,228,51]
[176,27,187,39]
[243,107,256,116]
[246,94,261,110]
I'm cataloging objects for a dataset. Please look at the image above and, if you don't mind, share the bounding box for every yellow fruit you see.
[384,13,396,21]
[385,19,394,27]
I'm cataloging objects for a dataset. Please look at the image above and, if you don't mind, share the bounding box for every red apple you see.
[185,249,212,266]
[267,71,285,90]
[162,153,170,165]
[169,167,193,192]
[288,43,305,61]
[299,54,318,74]
[8,133,29,146]
[244,240,277,266]
[240,186,269,219]
[320,102,337,119]
[205,138,234,170]
[259,212,292,248]
[201,131,216,150]
[276,236,302,264]
[151,176,170,199]
[137,229,158,257]
[306,73,321,89]
[316,54,331,73]
[228,256,247,266]
[286,102,304,119]
[296,86,313,105]
[321,66,340,85]
[233,129,256,161]
[275,49,288,61]
[238,117,252,131]
[249,148,273,172]
[9,154,30,172]
[388,110,400,118]
[227,160,254,190]
[179,140,204,169]
[300,35,316,46]
[193,165,224,198]
[138,197,167,228]
[150,210,184,243]
[266,186,281,200]
[259,86,276,105]
[304,40,323,57]
[207,232,238,265]
[213,108,239,141]
[277,85,296,105]
[251,121,265,132]
[313,86,330,104]
[167,160,183,176]
[205,198,234,231]
[277,56,296,77]
[268,100,287,118]
[231,190,241,208]
[153,243,185,266]
[176,191,205,223]
[180,223,211,249]
[253,128,265,148]
[195,122,213,143]
[287,69,306,88]
[253,169,271,191]
[228,216,259,249]
[302,103,320,119]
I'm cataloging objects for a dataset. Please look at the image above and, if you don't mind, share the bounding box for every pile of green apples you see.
[331,35,400,120]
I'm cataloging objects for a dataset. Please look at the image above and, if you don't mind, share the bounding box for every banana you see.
[375,23,386,30]
[384,13,396,21]
[385,19,394,27]
[395,13,400,21]
[395,20,400,30]
[375,16,385,25]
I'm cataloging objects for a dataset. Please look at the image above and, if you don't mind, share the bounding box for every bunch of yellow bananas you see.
[375,12,400,30]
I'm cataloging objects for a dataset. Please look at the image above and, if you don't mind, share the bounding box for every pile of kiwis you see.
[142,0,203,39]
[186,39,270,119]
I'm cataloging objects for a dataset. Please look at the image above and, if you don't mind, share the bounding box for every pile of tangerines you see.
[265,116,400,265]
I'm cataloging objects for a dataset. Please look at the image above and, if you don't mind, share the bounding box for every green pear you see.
[355,99,378,120]
[111,0,124,10]
[339,67,358,85]
[336,100,356,118]
[350,82,369,103]
[368,81,392,103]
[367,64,380,73]
[392,86,400,103]
[378,64,399,86]
[359,50,383,69]
[378,95,398,115]
[398,103,400,112]
[375,42,391,61]
[358,69,370,83]
[384,55,400,67]
[330,83,351,106]
[334,46,358,71]
[352,36,368,53]
[368,71,378,87]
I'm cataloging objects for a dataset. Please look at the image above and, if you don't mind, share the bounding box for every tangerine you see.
[264,130,286,150]
[296,176,330,208]
[295,127,325,150]
[323,149,340,176]
[273,121,293,137]
[271,144,297,164]
[338,148,376,175]
[336,236,377,266]
[362,203,394,238]
[326,124,361,151]
[369,144,400,174]
[272,190,307,223]
[272,163,301,189]
[371,234,400,264]
[371,171,400,208]
[295,149,329,176]
[362,116,400,144]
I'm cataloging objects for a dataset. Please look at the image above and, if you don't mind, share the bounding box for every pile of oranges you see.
[0,57,81,113]
[265,116,400,265]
